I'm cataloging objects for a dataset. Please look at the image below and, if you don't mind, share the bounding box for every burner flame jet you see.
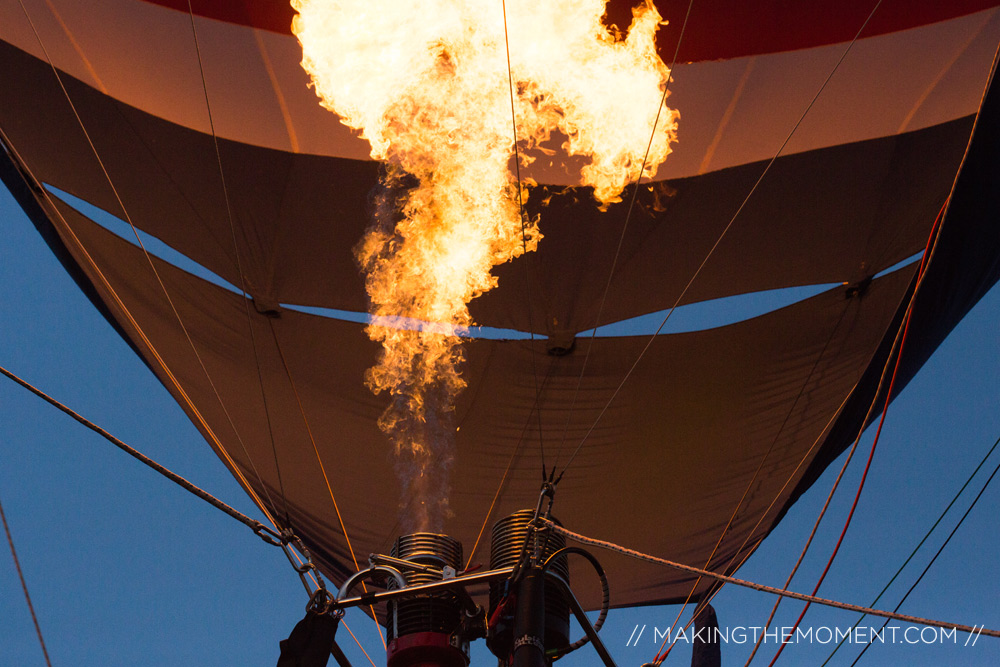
[293,0,678,530]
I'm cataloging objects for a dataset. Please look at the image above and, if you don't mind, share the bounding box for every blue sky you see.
[2,180,999,666]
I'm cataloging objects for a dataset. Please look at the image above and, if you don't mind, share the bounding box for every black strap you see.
[277,612,340,667]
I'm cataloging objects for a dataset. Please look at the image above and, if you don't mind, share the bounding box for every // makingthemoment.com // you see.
[624,624,986,648]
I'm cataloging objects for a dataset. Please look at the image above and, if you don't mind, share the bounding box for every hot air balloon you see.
[2,1,999,665]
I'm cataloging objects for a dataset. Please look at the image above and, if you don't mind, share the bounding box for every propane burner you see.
[487,509,571,660]
[386,533,472,667]
[314,501,612,667]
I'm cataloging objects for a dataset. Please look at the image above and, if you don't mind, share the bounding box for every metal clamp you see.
[276,528,331,603]
[251,522,283,547]
[514,634,545,652]
[307,588,339,616]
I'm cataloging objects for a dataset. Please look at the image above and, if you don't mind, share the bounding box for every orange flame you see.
[292,0,678,530]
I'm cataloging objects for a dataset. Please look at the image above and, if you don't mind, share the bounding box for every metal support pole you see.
[329,640,354,667]
[328,615,355,667]
[512,567,547,667]
[554,575,618,667]
[331,567,513,612]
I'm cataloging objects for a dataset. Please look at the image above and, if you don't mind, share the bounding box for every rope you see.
[22,0,348,632]
[740,213,935,665]
[0,363,280,543]
[4,122,277,527]
[2,362,330,601]
[1,492,53,667]
[755,26,1000,664]
[668,542,760,651]
[723,239,914,666]
[341,617,379,667]
[541,520,1000,639]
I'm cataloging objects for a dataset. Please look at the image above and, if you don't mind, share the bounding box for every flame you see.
[292,0,678,531]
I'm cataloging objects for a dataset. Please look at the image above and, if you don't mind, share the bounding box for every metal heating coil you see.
[387,532,464,640]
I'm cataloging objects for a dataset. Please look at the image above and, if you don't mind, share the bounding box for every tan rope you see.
[544,521,1000,639]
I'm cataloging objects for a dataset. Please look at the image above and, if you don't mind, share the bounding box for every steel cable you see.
[1,491,52,667]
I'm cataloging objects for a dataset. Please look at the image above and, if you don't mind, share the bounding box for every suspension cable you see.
[13,0,283,523]
[184,6,385,652]
[765,28,1000,660]
[556,0,886,483]
[658,542,760,663]
[848,444,1000,665]
[819,432,1000,665]
[184,0,290,521]
[501,0,547,476]
[3,113,280,529]
[267,320,387,651]
[754,203,945,667]
[1,491,53,667]
[737,272,916,667]
[836,438,1000,667]
[341,618,380,667]
[0,366,370,659]
[653,378,862,663]
[551,0,694,475]
[1,361,335,601]
[654,303,853,662]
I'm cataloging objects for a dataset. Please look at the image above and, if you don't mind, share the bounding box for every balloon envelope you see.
[2,0,999,612]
